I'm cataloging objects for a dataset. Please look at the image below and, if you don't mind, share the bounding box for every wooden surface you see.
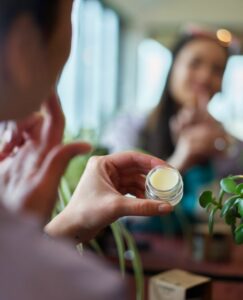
[126,276,243,300]
[131,233,243,280]
[107,233,243,300]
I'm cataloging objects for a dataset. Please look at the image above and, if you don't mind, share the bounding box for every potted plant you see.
[199,175,243,244]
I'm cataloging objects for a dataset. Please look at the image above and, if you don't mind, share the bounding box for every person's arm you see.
[0,93,172,243]
[45,151,173,243]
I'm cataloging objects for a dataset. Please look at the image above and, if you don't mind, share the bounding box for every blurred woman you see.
[102,32,236,234]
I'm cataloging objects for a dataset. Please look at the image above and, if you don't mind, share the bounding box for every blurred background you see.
[58,3,243,298]
[58,0,243,142]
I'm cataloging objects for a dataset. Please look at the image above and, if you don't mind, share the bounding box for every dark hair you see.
[0,0,59,40]
[139,34,229,159]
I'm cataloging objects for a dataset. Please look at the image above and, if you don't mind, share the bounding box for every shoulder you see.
[106,111,147,131]
[0,207,126,300]
[101,110,149,152]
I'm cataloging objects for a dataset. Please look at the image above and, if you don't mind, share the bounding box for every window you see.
[136,39,172,112]
[58,0,119,141]
[209,55,243,141]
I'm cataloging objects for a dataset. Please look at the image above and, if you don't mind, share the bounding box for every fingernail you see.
[158,204,172,213]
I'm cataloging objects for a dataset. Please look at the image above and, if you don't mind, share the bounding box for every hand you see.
[0,92,91,220]
[170,100,215,144]
[169,122,227,172]
[45,151,173,243]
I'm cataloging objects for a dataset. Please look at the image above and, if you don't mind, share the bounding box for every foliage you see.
[199,175,243,244]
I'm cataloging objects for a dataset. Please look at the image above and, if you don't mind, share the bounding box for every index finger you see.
[196,93,211,121]
[107,151,170,173]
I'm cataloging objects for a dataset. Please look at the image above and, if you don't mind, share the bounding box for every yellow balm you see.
[150,167,179,191]
[145,166,183,206]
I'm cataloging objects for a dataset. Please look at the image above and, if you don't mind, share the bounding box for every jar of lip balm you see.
[145,165,183,206]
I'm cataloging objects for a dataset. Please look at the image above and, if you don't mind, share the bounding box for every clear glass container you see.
[145,165,183,206]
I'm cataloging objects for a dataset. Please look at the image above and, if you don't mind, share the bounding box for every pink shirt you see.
[0,204,126,300]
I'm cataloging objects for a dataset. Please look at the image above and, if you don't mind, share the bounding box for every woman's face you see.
[169,38,227,108]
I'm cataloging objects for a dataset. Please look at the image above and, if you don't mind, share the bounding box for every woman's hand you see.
[169,96,230,172]
[168,122,228,172]
[45,152,173,243]
[170,100,215,144]
[0,92,91,220]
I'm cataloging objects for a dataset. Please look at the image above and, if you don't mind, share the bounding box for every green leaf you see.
[64,155,90,193]
[59,177,72,206]
[234,224,243,244]
[238,199,243,217]
[205,202,213,213]
[121,224,144,300]
[218,189,225,206]
[220,178,237,194]
[221,196,239,217]
[89,239,104,257]
[110,222,126,278]
[236,184,243,195]
[208,207,218,235]
[199,191,213,208]
[64,147,109,193]
[225,208,236,225]
[57,190,66,212]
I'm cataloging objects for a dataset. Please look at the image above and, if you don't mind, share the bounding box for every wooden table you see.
[107,233,243,300]
[133,233,243,281]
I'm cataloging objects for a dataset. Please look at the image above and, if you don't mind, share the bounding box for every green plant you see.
[54,145,144,300]
[199,175,243,244]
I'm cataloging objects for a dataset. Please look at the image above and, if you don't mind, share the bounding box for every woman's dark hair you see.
[139,34,229,160]
[0,0,59,40]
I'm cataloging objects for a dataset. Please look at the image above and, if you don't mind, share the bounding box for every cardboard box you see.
[149,269,211,300]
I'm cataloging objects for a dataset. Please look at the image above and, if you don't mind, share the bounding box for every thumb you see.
[24,142,92,219]
[120,197,173,217]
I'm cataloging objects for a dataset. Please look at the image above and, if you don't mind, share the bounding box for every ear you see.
[5,15,45,90]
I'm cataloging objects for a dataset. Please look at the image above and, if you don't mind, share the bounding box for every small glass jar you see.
[145,165,183,206]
